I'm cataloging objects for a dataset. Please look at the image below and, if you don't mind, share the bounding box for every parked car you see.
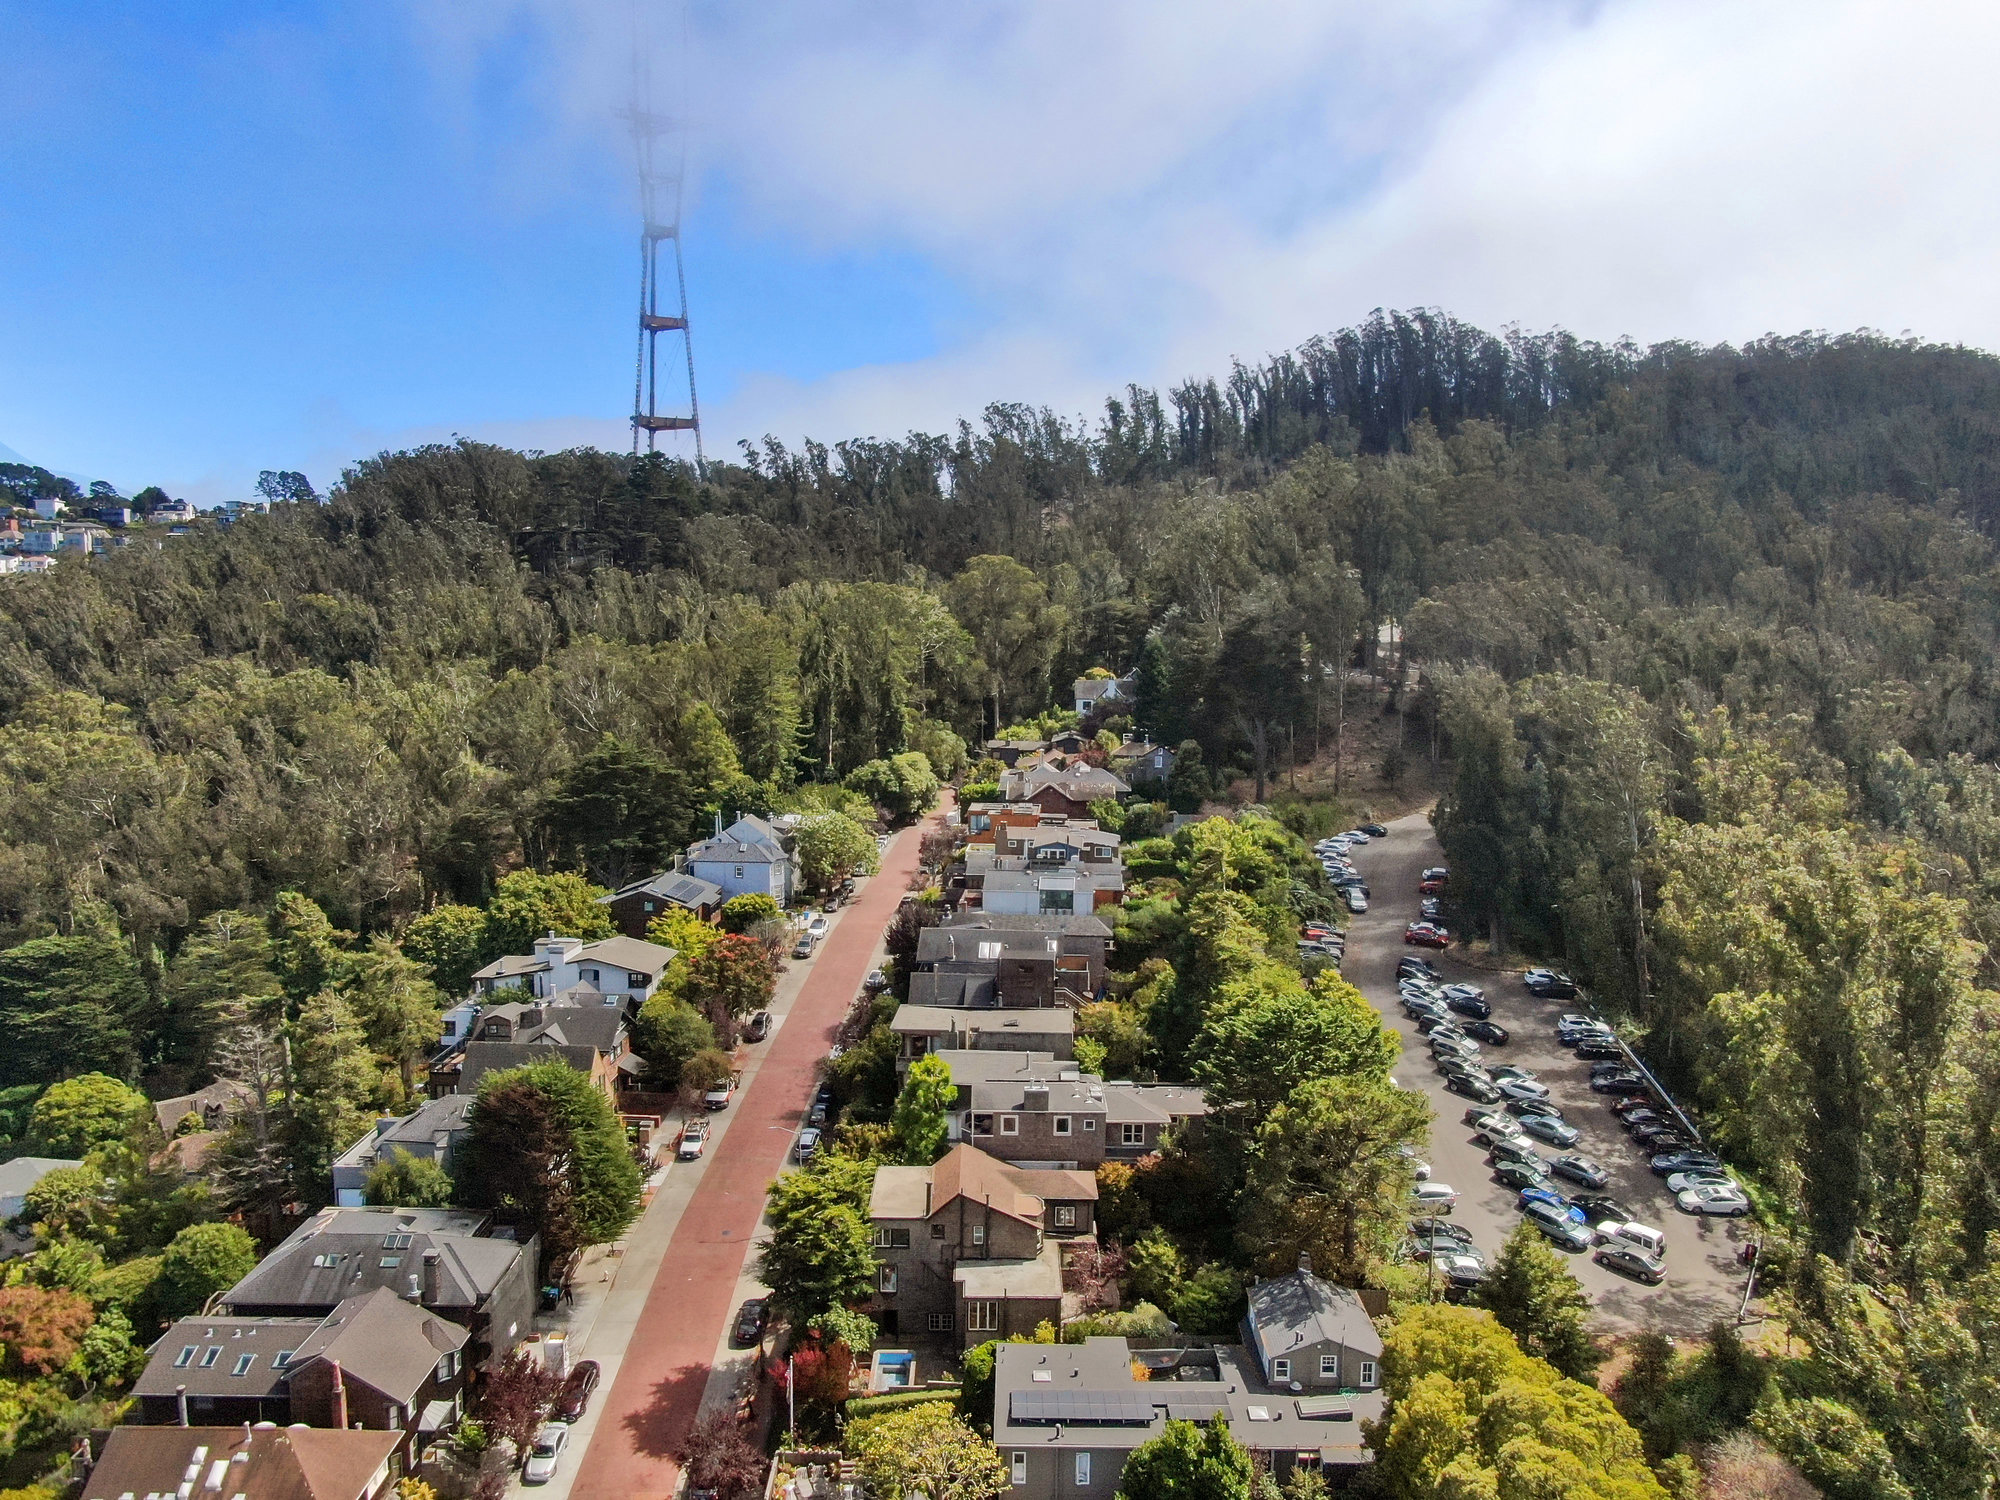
[1419,897,1444,921]
[1464,1020,1510,1045]
[523,1424,570,1485]
[1344,888,1369,914]
[1411,1182,1459,1212]
[1574,1194,1639,1225]
[1678,1183,1751,1217]
[1598,1221,1668,1258]
[1496,1077,1552,1102]
[1524,1200,1595,1251]
[1405,922,1450,948]
[1596,1245,1667,1284]
[795,1127,822,1163]
[1667,1170,1737,1194]
[1574,1039,1624,1061]
[1618,1108,1667,1133]
[733,1298,769,1347]
[1652,1150,1724,1176]
[1411,1216,1472,1246]
[1519,1186,1584,1221]
[704,1072,741,1111]
[1398,956,1442,982]
[1360,822,1389,837]
[1610,1096,1662,1120]
[1591,1071,1651,1095]
[1434,1251,1488,1287]
[1419,866,1450,892]
[863,969,888,992]
[1486,1132,1543,1164]
[676,1120,709,1160]
[1494,1159,1551,1192]
[1524,968,1580,999]
[1550,1154,1608,1189]
[809,1083,835,1126]
[807,914,829,937]
[1446,992,1493,1020]
[554,1362,602,1422]
[1443,1073,1502,1103]
[743,1009,773,1042]
[1518,1114,1581,1148]
[1633,1123,1694,1150]
[791,936,815,960]
[1469,1113,1526,1147]
[1431,1036,1482,1063]
[1506,1096,1565,1121]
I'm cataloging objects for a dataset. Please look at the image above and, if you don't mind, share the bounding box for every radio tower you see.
[626,4,702,466]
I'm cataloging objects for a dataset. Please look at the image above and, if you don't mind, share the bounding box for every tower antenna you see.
[625,1,703,467]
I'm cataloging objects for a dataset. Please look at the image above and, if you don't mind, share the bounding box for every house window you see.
[1053,1115,1072,1136]
[733,865,745,880]
[174,1345,197,1368]
[1120,1124,1147,1146]
[969,1111,991,1134]
[380,1257,402,1268]
[971,1224,985,1246]
[628,972,648,988]
[388,1404,402,1430]
[1360,1360,1377,1388]
[1075,1453,1092,1486]
[584,968,599,983]
[436,1352,457,1381]
[874,1227,911,1250]
[232,1354,256,1377]
[1054,1206,1077,1227]
[969,1300,1002,1333]
[1011,1452,1027,1487]
[999,1115,1019,1135]
[879,1267,898,1293]
[1082,1118,1097,1131]
[200,1348,221,1368]
[927,1312,955,1332]
[275,1350,295,1370]
[1039,889,1075,914]
[1320,1355,1339,1379]
[1272,1358,1291,1381]
[930,1224,946,1240]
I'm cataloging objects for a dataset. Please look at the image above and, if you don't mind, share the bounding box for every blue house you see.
[687,814,796,907]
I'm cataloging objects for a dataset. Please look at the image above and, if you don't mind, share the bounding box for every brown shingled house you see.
[81,1425,404,1500]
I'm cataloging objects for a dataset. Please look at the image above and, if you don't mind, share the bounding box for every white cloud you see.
[410,0,2000,456]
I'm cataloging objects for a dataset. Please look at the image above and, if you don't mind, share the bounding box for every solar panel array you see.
[1161,1395,1230,1421]
[1008,1390,1158,1426]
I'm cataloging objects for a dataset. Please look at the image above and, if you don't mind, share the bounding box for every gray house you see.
[330,1096,474,1208]
[1242,1259,1385,1394]
[686,814,795,905]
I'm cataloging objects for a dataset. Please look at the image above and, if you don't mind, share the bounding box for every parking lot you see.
[1341,811,1752,1335]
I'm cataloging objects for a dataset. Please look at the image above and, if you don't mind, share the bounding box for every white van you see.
[1596,1221,1667,1258]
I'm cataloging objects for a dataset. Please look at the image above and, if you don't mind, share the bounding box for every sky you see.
[3,0,1999,501]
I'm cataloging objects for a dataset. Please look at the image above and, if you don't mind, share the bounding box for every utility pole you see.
[625,1,703,467]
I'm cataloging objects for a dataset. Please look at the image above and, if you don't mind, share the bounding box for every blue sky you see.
[4,1,1998,500]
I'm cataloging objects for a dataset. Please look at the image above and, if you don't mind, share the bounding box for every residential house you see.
[686,813,795,906]
[0,1156,82,1221]
[1102,1081,1208,1160]
[220,1207,535,1367]
[435,1000,634,1099]
[913,912,1112,1003]
[468,932,675,1008]
[890,1006,1075,1072]
[1242,1259,1386,1395]
[866,1143,1095,1346]
[153,1080,249,1140]
[982,739,1049,770]
[146,496,198,523]
[1108,735,1176,787]
[130,1287,469,1451]
[80,1426,405,1500]
[601,869,725,937]
[959,801,1069,847]
[992,1322,1383,1499]
[1047,729,1092,757]
[1071,672,1133,716]
[331,1096,475,1207]
[929,1052,1207,1168]
[969,863,1124,917]
[1003,763,1130,819]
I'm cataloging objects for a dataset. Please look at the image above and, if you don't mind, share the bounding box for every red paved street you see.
[568,801,942,1499]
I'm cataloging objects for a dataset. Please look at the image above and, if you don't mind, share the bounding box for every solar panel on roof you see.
[1008,1390,1156,1426]
[1162,1396,1230,1421]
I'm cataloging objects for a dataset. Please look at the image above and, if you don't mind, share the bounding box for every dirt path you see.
[567,804,940,1499]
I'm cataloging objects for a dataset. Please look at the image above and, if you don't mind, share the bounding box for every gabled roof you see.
[132,1315,320,1399]
[576,934,676,974]
[459,1041,603,1092]
[286,1286,469,1402]
[905,971,1000,1008]
[0,1155,83,1200]
[929,1143,1045,1222]
[224,1207,521,1314]
[603,870,725,910]
[1246,1270,1383,1361]
[1102,1081,1208,1125]
[688,813,789,864]
[83,1425,402,1500]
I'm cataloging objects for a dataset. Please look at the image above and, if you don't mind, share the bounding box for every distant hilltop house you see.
[1108,734,1175,786]
[1071,671,1135,717]
[468,932,674,1007]
[867,1143,1097,1346]
[600,869,725,937]
[686,813,795,906]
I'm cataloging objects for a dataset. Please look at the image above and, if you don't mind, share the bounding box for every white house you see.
[687,814,795,906]
[1071,673,1134,716]
[0,1156,84,1221]
[467,932,676,1008]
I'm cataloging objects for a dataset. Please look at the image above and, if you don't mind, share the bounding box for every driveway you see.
[1341,811,1751,1335]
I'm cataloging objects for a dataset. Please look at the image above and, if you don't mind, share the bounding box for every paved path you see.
[566,805,939,1500]
[1343,811,1750,1334]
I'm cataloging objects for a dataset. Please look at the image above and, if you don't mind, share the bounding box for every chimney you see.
[1023,1085,1050,1112]
[176,1383,189,1426]
[329,1359,348,1431]
[422,1249,441,1306]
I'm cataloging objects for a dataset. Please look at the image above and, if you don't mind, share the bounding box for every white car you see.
[1342,830,1371,844]
[524,1423,570,1484]
[1597,1221,1668,1258]
[1398,1144,1431,1181]
[1667,1170,1736,1194]
[1677,1184,1752,1217]
[807,914,829,938]
[1411,1182,1459,1211]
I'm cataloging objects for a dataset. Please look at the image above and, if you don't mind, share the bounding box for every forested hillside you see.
[8,310,2000,1493]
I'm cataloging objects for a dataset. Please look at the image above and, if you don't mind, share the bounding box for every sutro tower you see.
[625,6,702,465]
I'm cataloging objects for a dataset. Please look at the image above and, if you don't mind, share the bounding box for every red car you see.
[1405,922,1451,949]
[1419,866,1450,895]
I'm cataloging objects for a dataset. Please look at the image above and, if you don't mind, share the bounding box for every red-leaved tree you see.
[478,1348,563,1464]
[675,1411,765,1500]
[0,1284,95,1375]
